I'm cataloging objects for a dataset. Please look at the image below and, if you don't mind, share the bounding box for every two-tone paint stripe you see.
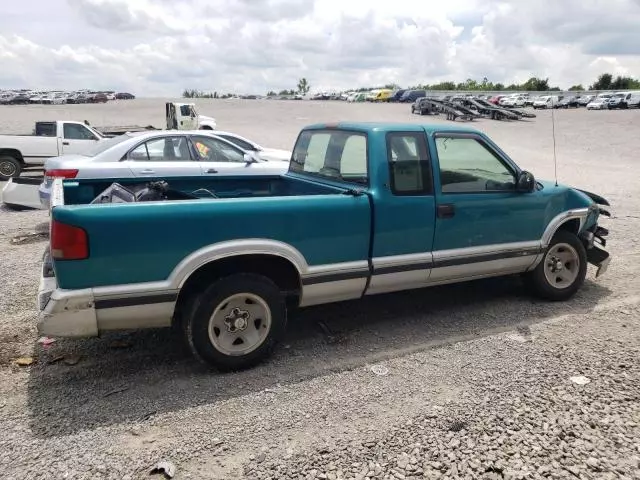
[300,246,543,285]
[92,246,542,307]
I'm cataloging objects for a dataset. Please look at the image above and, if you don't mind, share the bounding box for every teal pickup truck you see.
[37,122,611,371]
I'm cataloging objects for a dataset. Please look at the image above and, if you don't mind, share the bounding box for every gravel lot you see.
[0,100,638,480]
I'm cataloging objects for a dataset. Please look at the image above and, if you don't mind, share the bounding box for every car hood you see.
[537,179,610,209]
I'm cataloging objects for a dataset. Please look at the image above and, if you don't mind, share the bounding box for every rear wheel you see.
[524,230,587,301]
[184,273,287,371]
[0,156,21,180]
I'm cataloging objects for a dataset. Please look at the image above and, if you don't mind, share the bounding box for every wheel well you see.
[199,125,213,130]
[556,219,580,235]
[174,254,301,323]
[0,149,24,164]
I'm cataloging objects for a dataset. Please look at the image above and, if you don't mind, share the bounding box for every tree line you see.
[182,73,640,98]
[183,78,311,99]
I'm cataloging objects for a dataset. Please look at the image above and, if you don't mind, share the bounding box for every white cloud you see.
[0,0,638,95]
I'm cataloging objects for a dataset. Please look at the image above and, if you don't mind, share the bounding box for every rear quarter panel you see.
[51,194,371,289]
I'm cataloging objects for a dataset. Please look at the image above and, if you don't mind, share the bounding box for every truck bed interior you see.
[62,174,346,205]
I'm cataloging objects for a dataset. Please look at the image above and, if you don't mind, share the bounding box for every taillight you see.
[51,220,88,260]
[45,169,78,179]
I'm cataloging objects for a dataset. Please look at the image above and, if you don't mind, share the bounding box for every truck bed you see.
[60,173,345,205]
[52,173,371,290]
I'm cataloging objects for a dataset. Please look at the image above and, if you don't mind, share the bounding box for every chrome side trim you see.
[367,252,433,295]
[93,283,177,299]
[529,208,591,270]
[372,252,433,274]
[97,302,175,331]
[300,278,368,307]
[540,208,590,246]
[302,260,369,285]
[166,239,309,289]
[429,256,535,282]
[432,240,541,262]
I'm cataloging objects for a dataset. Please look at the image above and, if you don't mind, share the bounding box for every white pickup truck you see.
[0,120,109,180]
[0,102,218,180]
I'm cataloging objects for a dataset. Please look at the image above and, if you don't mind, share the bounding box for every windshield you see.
[289,129,368,185]
[84,133,135,157]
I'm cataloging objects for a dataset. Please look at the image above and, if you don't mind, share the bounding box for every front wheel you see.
[0,156,21,180]
[524,230,587,301]
[184,273,287,371]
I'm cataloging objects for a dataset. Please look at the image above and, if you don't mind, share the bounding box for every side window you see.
[128,143,149,161]
[218,135,256,151]
[435,136,516,193]
[35,123,56,137]
[191,136,246,162]
[386,133,432,195]
[290,130,367,185]
[180,105,191,116]
[63,123,97,140]
[128,137,192,161]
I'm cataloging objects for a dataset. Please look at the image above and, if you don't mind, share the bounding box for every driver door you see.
[430,132,546,282]
[60,123,100,155]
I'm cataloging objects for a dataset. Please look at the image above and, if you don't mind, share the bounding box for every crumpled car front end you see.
[574,188,611,278]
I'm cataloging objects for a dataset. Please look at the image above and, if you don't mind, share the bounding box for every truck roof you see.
[303,121,481,136]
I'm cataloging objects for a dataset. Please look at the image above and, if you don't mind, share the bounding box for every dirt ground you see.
[0,100,638,480]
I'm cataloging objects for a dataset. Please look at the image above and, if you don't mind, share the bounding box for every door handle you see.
[140,169,155,174]
[437,203,455,219]
[62,141,69,145]
[205,168,218,174]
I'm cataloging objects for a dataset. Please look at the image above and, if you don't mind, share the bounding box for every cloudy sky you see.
[1,0,639,96]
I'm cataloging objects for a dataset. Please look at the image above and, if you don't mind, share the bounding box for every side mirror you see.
[244,153,257,164]
[516,170,536,193]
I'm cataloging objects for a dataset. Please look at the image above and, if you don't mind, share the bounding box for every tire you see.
[0,156,22,180]
[524,230,587,301]
[184,273,287,371]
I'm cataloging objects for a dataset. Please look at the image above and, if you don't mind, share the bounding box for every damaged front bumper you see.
[579,196,611,278]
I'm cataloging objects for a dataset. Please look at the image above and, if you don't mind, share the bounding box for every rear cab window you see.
[386,132,432,195]
[289,129,368,185]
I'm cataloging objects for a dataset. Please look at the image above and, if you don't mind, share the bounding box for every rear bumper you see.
[37,276,98,337]
[37,249,98,337]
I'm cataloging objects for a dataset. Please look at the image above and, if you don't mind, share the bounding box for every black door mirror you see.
[516,170,536,193]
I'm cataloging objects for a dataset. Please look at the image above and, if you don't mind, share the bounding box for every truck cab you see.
[165,102,217,131]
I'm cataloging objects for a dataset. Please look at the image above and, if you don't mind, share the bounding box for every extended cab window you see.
[290,129,367,185]
[435,136,516,193]
[128,136,192,161]
[63,123,98,140]
[387,133,432,195]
